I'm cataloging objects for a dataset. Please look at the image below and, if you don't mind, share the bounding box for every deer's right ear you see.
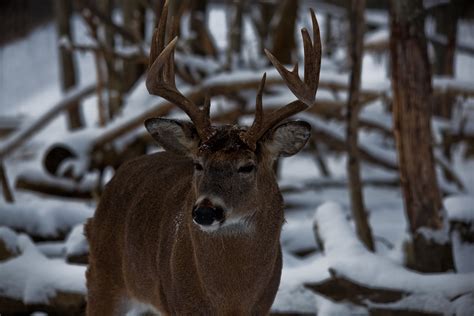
[145,118,200,156]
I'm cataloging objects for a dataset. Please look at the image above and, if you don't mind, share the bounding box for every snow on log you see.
[0,232,86,315]
[306,202,474,315]
[0,197,93,241]
[0,226,20,261]
[65,224,89,265]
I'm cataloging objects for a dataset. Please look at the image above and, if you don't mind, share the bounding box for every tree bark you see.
[253,1,276,56]
[389,0,454,272]
[122,0,146,91]
[226,0,245,68]
[432,1,459,119]
[324,13,334,57]
[54,0,84,130]
[99,0,124,119]
[270,0,298,64]
[346,0,374,251]
[189,0,217,57]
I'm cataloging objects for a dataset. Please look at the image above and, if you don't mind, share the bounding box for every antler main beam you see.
[146,1,214,142]
[241,9,322,150]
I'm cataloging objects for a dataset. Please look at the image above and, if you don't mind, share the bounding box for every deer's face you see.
[145,118,311,233]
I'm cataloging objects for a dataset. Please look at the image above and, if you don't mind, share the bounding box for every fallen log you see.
[305,268,405,305]
[0,292,85,316]
[15,170,95,200]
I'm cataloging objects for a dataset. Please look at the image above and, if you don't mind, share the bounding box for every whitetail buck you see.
[85,3,321,315]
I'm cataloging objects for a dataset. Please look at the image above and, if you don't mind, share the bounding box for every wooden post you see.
[346,0,374,251]
[54,0,84,130]
[389,0,454,272]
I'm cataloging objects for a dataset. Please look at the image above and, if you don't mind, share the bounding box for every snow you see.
[444,195,474,223]
[65,224,89,258]
[0,15,95,117]
[365,29,389,46]
[452,230,474,273]
[0,197,93,239]
[0,233,86,303]
[314,202,474,301]
[0,226,20,256]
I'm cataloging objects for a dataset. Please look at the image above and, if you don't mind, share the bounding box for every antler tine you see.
[146,0,213,141]
[241,9,322,150]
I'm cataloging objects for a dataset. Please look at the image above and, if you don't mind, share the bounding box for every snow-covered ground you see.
[1,3,474,315]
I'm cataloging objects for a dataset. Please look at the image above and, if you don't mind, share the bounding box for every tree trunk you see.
[270,0,298,64]
[324,13,334,57]
[346,0,374,251]
[252,1,276,56]
[189,0,217,57]
[389,0,454,272]
[99,0,124,119]
[122,0,146,91]
[226,0,245,68]
[432,1,459,119]
[54,0,84,130]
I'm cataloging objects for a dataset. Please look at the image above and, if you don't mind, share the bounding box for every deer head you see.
[144,2,321,233]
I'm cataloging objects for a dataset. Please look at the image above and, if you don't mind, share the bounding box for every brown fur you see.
[85,126,290,315]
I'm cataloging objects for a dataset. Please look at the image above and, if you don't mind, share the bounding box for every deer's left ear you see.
[263,121,311,158]
[145,118,200,156]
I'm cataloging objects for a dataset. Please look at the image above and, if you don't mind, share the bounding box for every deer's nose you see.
[192,199,225,226]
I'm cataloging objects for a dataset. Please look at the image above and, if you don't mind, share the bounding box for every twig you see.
[0,160,14,203]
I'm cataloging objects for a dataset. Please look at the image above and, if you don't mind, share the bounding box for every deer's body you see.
[86,150,283,315]
[86,4,321,315]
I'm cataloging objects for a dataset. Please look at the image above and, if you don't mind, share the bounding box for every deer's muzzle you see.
[192,198,225,227]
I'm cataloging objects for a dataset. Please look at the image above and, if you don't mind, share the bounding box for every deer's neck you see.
[180,192,283,298]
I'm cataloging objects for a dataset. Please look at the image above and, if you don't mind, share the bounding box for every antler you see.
[146,0,214,142]
[241,9,321,150]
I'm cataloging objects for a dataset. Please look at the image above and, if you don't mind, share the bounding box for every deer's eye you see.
[238,164,255,173]
[194,162,203,171]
